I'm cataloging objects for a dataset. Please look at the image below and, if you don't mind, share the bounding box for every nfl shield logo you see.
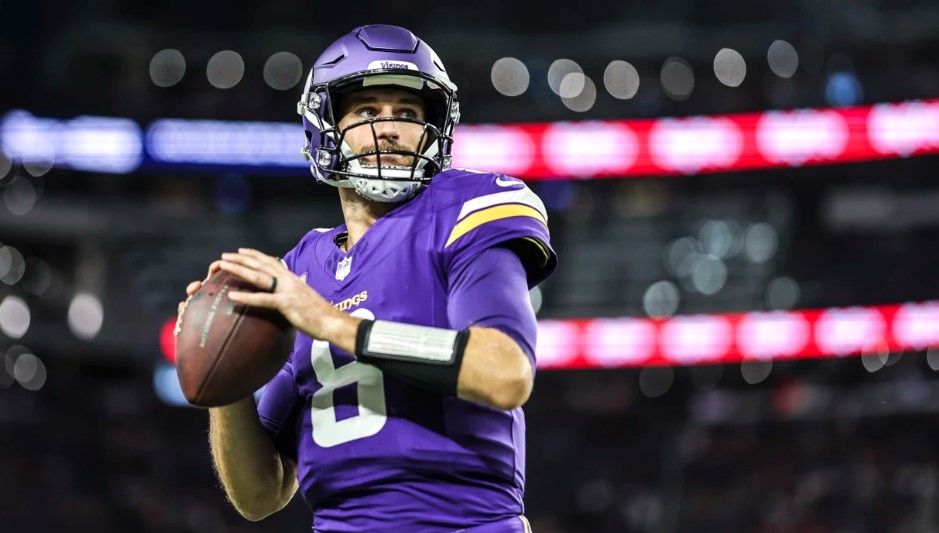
[335,256,352,281]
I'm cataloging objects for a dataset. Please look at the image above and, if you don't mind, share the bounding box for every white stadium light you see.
[756,109,849,166]
[263,52,304,91]
[0,296,30,339]
[0,111,143,174]
[603,60,640,100]
[452,125,536,176]
[146,119,305,167]
[541,121,639,177]
[649,117,743,174]
[535,320,581,368]
[207,50,245,89]
[767,40,799,78]
[713,48,747,87]
[491,57,530,97]
[815,307,886,356]
[660,57,695,101]
[150,49,187,88]
[660,315,733,365]
[583,318,657,367]
[737,312,811,360]
[68,293,104,340]
[867,101,939,157]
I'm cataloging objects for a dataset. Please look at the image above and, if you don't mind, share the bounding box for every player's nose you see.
[373,116,399,140]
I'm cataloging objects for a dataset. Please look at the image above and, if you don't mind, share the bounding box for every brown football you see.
[175,270,295,407]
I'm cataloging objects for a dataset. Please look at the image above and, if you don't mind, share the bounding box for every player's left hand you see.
[219,248,341,340]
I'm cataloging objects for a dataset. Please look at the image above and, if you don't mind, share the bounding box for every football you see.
[175,270,295,407]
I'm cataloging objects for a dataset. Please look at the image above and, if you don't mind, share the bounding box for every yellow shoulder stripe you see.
[445,204,547,247]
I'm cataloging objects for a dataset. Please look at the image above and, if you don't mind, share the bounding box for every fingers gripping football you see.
[176,260,222,337]
[219,248,338,338]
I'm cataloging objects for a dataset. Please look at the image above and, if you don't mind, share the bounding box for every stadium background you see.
[3,1,939,531]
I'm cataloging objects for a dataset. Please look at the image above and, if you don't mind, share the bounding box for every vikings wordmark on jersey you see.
[257,169,556,532]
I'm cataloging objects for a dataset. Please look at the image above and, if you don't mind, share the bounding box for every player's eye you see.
[397,108,419,120]
[354,107,377,118]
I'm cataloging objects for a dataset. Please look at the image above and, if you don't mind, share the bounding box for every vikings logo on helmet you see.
[297,25,460,203]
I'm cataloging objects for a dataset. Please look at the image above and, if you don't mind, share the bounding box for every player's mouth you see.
[361,154,413,167]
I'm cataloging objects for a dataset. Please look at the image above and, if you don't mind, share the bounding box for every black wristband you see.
[354,319,469,396]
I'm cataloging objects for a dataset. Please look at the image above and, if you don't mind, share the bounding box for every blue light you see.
[825,72,863,107]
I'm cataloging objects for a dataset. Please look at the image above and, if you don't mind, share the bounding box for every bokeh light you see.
[666,236,703,277]
[741,360,772,384]
[765,276,800,310]
[0,143,11,181]
[743,223,778,263]
[825,71,863,107]
[0,245,25,284]
[491,57,530,97]
[698,219,741,259]
[0,295,30,338]
[24,155,53,177]
[861,346,888,373]
[639,366,674,397]
[558,72,586,99]
[149,49,187,88]
[68,293,105,340]
[547,59,583,96]
[643,280,680,318]
[603,60,640,100]
[13,352,47,391]
[660,58,695,101]
[927,346,939,371]
[767,40,799,78]
[263,51,303,91]
[207,50,245,89]
[561,75,597,112]
[713,48,746,87]
[529,286,543,315]
[4,176,37,216]
[691,254,727,295]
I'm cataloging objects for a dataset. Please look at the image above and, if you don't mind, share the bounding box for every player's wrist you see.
[316,311,361,352]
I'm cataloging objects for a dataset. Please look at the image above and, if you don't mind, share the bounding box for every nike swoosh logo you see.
[495,177,523,188]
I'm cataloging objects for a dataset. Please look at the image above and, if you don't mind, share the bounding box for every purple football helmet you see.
[297,25,460,202]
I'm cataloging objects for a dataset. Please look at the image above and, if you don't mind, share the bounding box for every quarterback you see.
[181,24,557,532]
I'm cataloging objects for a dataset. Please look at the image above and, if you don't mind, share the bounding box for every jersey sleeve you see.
[439,172,557,288]
[448,246,539,368]
[257,355,303,462]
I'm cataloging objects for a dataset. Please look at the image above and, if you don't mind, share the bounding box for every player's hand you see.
[175,260,223,337]
[218,248,343,340]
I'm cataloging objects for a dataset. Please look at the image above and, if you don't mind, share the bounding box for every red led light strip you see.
[533,302,939,369]
[451,99,939,179]
[160,301,939,368]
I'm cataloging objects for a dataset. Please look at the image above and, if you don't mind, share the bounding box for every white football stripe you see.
[457,187,548,223]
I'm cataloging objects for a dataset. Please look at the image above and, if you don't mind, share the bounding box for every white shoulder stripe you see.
[457,187,548,223]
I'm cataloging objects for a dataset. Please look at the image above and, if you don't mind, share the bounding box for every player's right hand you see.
[176,260,222,336]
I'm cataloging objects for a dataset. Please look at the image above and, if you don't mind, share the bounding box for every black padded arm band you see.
[355,319,470,396]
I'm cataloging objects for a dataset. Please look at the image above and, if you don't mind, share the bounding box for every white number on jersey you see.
[309,308,387,447]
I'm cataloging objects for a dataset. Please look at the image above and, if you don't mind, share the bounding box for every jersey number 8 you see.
[309,308,387,447]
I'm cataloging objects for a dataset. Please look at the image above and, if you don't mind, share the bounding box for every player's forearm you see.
[320,313,533,410]
[456,326,533,409]
[208,398,297,521]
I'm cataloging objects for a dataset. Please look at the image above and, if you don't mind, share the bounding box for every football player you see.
[180,24,557,532]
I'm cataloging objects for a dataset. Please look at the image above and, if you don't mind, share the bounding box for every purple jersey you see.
[258,169,556,532]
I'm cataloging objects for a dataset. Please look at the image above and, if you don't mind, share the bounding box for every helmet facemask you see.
[299,70,459,203]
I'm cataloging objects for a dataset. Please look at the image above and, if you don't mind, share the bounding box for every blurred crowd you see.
[3,358,939,533]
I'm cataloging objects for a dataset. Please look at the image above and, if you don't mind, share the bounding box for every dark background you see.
[2,1,939,531]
